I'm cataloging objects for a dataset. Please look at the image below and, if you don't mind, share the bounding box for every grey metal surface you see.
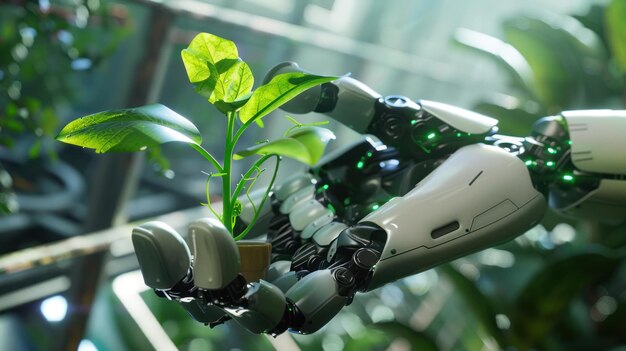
[131,221,191,289]
[273,174,315,201]
[225,280,286,334]
[188,218,240,290]
[325,77,381,133]
[288,199,328,231]
[279,185,316,214]
[266,260,292,283]
[420,99,498,134]
[312,222,348,247]
[180,300,226,324]
[301,212,335,240]
[285,270,348,334]
[555,179,626,224]
[270,271,299,293]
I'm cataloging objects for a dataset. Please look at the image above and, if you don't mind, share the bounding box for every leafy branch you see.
[56,32,337,238]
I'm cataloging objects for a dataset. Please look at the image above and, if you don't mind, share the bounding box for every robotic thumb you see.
[189,218,241,290]
[132,221,191,290]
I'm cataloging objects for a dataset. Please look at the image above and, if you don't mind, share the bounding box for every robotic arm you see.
[131,63,626,336]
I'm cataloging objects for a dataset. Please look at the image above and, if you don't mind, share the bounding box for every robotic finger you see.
[131,221,230,325]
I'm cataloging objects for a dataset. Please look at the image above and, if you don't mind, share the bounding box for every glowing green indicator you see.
[525,160,533,166]
[371,204,380,211]
[366,152,373,157]
[568,140,572,145]
[411,120,418,125]
[546,161,555,167]
[562,174,574,183]
[427,132,436,140]
[456,132,462,137]
[344,198,351,206]
[322,184,329,190]
[547,147,557,154]
[357,161,365,169]
[327,204,336,213]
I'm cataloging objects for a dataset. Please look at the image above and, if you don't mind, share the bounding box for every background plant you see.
[0,0,128,214]
[441,1,626,350]
[56,32,336,238]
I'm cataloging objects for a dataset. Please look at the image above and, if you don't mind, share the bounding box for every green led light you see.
[344,198,351,206]
[366,152,373,157]
[546,161,555,167]
[356,161,365,169]
[547,147,557,154]
[322,184,329,190]
[562,174,574,183]
[456,132,462,137]
[327,204,336,213]
[411,120,418,125]
[568,140,572,145]
[427,132,436,140]
[371,204,380,211]
[525,160,533,166]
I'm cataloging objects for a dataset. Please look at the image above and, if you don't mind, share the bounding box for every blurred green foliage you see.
[445,1,626,350]
[0,0,129,213]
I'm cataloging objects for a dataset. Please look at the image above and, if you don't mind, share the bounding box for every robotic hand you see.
[131,62,626,336]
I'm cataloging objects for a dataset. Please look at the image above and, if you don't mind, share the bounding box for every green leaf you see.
[345,322,439,351]
[234,127,335,165]
[239,72,337,124]
[187,32,238,65]
[181,33,253,106]
[439,264,507,348]
[453,28,537,99]
[56,104,202,153]
[502,14,607,110]
[606,0,626,73]
[473,100,540,136]
[509,248,621,349]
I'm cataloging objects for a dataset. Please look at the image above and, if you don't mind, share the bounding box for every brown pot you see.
[236,241,272,282]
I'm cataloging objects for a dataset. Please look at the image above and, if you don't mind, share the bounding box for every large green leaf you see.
[56,104,202,153]
[234,127,335,165]
[453,28,537,99]
[606,0,626,73]
[503,14,608,110]
[186,32,238,65]
[181,33,253,105]
[238,72,337,125]
[473,100,540,136]
[439,264,507,348]
[509,248,621,349]
[344,322,439,351]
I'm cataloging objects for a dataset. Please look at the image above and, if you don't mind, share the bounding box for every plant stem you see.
[222,111,237,233]
[190,144,223,173]
[231,154,275,201]
[235,154,280,241]
[232,118,255,147]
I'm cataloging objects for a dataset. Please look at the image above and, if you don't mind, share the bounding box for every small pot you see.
[236,241,272,282]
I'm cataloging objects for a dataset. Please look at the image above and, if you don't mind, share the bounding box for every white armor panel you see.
[362,144,546,289]
[420,100,498,134]
[562,110,626,175]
